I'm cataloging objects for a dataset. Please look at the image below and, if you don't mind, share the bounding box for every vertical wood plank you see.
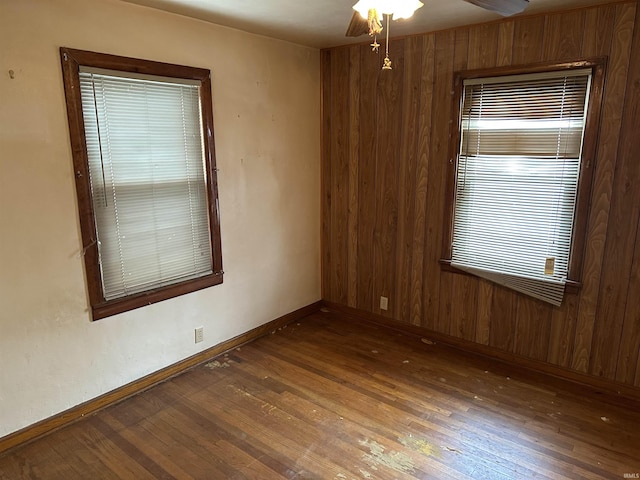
[347,46,361,308]
[466,24,498,69]
[615,9,640,379]
[514,297,552,361]
[422,30,455,330]
[512,15,546,65]
[321,50,332,301]
[356,45,380,312]
[373,39,405,317]
[496,21,515,67]
[572,3,631,373]
[489,285,518,352]
[542,10,585,61]
[450,275,478,341]
[616,215,640,383]
[329,48,350,304]
[581,5,615,57]
[394,37,423,324]
[548,292,579,368]
[437,271,454,335]
[410,34,435,326]
[590,1,640,379]
[475,280,493,345]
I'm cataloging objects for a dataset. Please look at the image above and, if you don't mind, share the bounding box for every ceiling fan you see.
[346,0,530,37]
[346,0,529,69]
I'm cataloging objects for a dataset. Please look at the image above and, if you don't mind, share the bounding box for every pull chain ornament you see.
[382,13,392,70]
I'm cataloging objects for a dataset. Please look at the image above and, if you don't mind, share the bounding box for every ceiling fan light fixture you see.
[352,0,423,20]
[352,0,424,71]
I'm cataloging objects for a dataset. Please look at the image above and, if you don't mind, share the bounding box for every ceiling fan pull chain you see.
[382,14,392,70]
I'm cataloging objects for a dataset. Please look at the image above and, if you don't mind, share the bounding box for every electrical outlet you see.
[194,326,204,343]
[380,296,389,311]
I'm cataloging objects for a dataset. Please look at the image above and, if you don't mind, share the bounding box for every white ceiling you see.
[119,0,619,49]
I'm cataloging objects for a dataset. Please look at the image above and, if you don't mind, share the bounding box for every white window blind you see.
[79,68,213,301]
[451,69,592,306]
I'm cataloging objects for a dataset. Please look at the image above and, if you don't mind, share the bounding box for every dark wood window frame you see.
[60,47,223,320]
[441,57,607,293]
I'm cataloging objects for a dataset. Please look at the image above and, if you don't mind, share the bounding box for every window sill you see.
[438,259,582,295]
[91,272,223,320]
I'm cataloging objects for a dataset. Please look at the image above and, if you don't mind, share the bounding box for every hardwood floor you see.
[1,310,639,479]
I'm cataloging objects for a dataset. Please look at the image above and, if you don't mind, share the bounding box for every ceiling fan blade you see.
[462,0,529,16]
[346,11,369,37]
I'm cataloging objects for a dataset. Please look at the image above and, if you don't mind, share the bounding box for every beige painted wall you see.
[0,0,320,437]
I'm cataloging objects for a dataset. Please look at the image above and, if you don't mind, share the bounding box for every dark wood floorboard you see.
[1,310,640,479]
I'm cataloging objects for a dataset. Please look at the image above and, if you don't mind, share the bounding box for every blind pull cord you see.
[90,75,108,208]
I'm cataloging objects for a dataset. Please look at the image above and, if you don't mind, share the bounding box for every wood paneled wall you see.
[321,2,640,388]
